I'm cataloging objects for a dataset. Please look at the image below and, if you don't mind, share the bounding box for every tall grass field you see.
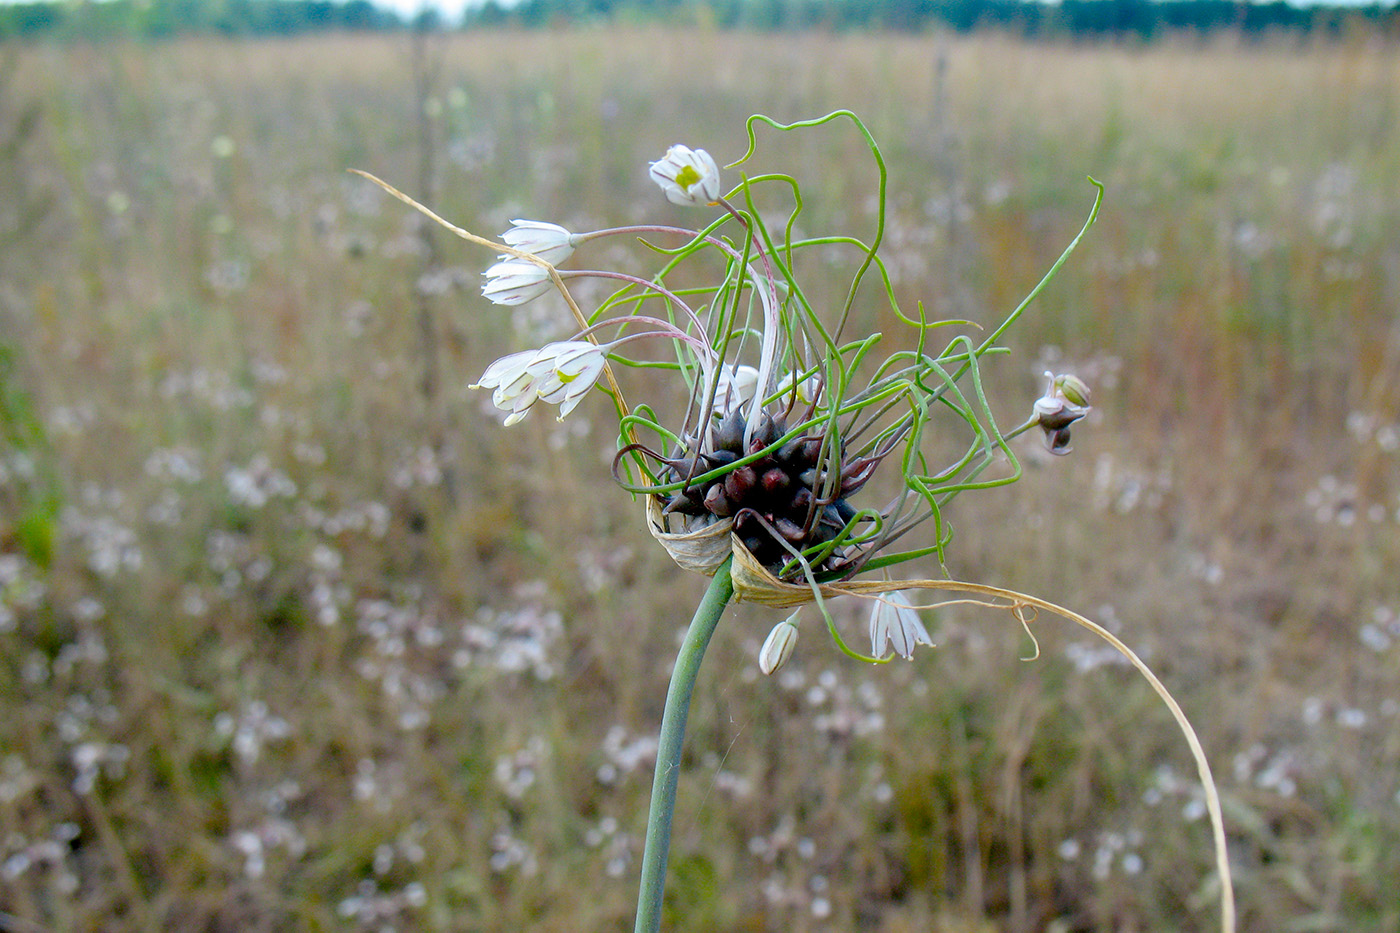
[1,29,1398,931]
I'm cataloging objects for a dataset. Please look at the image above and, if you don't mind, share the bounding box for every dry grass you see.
[1,29,1398,932]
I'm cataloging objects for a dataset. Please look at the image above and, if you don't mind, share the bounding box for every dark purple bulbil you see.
[662,412,869,570]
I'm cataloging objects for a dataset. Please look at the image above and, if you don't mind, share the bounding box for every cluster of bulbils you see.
[648,368,1093,579]
[657,406,874,573]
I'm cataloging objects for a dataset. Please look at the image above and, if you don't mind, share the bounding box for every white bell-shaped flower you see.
[481,258,553,306]
[471,340,611,425]
[501,219,577,266]
[868,591,933,660]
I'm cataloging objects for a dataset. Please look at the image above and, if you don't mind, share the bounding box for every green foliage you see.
[0,0,403,40]
[0,343,59,568]
[3,0,1399,40]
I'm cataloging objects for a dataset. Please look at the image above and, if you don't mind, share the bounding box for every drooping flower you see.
[530,341,612,419]
[1032,372,1092,455]
[868,591,933,660]
[471,340,611,424]
[481,258,553,306]
[471,348,548,425]
[648,145,721,207]
[758,611,800,675]
[501,219,577,265]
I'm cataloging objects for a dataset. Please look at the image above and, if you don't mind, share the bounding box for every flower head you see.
[868,591,933,660]
[501,219,577,266]
[482,258,553,306]
[648,145,721,207]
[471,340,611,424]
[1032,372,1092,455]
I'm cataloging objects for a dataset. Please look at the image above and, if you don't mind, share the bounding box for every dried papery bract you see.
[644,494,732,576]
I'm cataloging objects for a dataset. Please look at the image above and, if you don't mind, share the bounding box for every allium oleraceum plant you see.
[355,111,1234,933]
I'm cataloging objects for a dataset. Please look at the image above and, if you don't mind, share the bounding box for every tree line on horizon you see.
[2,0,1397,40]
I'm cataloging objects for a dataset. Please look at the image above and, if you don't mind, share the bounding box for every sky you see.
[377,0,492,20]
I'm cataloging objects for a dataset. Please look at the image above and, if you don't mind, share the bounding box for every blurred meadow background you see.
[2,25,1399,932]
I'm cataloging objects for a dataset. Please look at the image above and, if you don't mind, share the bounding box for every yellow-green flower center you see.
[674,165,703,192]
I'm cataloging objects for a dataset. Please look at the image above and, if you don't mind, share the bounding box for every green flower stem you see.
[634,556,735,933]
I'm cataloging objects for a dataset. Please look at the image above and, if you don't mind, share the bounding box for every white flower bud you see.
[713,364,760,411]
[758,612,800,675]
[1054,373,1091,408]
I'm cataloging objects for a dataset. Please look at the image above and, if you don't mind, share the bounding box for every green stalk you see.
[634,557,735,933]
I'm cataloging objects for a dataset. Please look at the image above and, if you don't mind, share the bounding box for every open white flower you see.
[648,144,721,207]
[471,348,547,425]
[868,591,933,660]
[481,258,553,306]
[471,340,611,424]
[531,341,611,419]
[502,219,577,265]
